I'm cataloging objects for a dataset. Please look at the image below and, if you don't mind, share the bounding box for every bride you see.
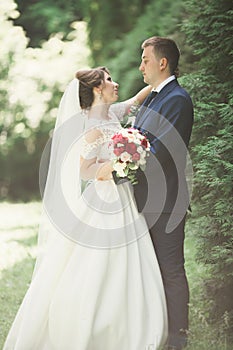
[4,67,167,350]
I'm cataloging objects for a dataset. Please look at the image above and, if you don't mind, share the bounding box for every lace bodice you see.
[81,116,122,161]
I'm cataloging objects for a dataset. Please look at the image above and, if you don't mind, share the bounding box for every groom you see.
[133,36,193,349]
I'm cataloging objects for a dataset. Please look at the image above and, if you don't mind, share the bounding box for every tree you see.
[12,0,197,101]
[84,0,150,65]
[181,0,233,341]
[92,0,197,99]
[0,0,90,200]
[14,0,86,47]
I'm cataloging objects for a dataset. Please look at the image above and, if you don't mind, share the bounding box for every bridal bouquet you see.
[111,128,150,185]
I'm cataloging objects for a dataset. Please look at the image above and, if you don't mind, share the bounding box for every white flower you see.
[139,158,146,166]
[137,146,144,154]
[140,150,146,158]
[128,116,136,126]
[121,129,129,137]
[134,138,141,145]
[113,162,127,177]
[127,133,136,142]
[120,151,131,162]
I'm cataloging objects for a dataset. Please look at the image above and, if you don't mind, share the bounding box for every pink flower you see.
[113,147,125,156]
[132,152,140,161]
[112,134,128,144]
[125,142,137,155]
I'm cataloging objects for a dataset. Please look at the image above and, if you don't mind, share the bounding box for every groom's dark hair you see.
[142,36,180,77]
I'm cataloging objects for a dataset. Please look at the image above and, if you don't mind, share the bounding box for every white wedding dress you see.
[4,104,167,350]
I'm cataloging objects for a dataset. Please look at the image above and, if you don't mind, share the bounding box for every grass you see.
[0,202,40,348]
[0,202,231,349]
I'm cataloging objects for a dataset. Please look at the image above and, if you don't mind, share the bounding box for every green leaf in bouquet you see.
[128,163,138,170]
[128,172,138,185]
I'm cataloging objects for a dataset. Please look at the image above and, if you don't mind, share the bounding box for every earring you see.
[98,92,102,101]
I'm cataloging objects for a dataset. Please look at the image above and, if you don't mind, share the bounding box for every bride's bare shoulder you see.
[84,127,103,144]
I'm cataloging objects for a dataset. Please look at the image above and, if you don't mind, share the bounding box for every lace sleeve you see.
[81,128,110,159]
[109,101,130,121]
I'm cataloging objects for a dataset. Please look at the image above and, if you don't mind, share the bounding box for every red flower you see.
[113,147,125,156]
[112,134,128,144]
[125,142,137,155]
[132,152,140,161]
[141,138,148,148]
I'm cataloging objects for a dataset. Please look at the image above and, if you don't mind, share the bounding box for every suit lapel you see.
[136,93,159,127]
[136,79,179,128]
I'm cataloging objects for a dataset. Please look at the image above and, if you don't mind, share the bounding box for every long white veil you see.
[35,79,85,275]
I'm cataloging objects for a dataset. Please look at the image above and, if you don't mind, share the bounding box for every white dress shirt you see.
[152,75,176,93]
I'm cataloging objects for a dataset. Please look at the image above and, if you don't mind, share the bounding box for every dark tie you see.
[144,90,157,107]
[135,91,157,126]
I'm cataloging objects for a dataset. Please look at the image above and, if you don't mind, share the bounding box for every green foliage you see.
[14,0,87,46]
[184,218,232,349]
[102,0,197,99]
[84,0,148,65]
[182,0,233,85]
[0,0,90,200]
[181,0,233,341]
[11,0,198,100]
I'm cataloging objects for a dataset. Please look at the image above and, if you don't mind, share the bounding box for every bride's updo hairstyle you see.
[76,66,110,109]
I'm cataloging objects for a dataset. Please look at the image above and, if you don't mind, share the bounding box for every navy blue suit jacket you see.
[134,79,193,214]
